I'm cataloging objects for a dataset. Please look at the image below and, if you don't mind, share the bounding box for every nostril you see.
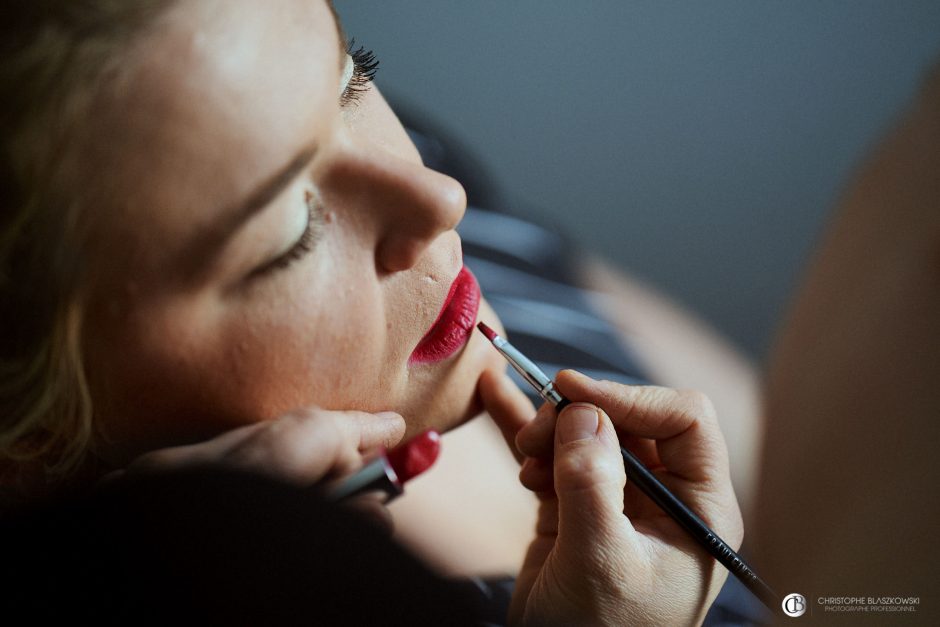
[376,235,424,274]
[374,171,466,274]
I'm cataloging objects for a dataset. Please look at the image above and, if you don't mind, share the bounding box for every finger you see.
[519,455,554,494]
[478,368,536,463]
[555,370,730,482]
[516,406,661,466]
[552,403,636,550]
[620,434,662,470]
[129,409,405,487]
[334,410,407,452]
[515,401,557,459]
[225,410,364,482]
[231,408,406,482]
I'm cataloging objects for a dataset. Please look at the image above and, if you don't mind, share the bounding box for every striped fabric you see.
[459,206,648,406]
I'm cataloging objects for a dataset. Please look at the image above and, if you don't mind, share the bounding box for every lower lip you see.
[409,266,481,365]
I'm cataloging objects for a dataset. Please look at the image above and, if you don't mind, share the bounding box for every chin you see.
[418,324,506,436]
[399,376,481,439]
[402,299,506,439]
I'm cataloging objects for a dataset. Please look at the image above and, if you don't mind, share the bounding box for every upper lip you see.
[409,265,479,364]
[422,269,462,336]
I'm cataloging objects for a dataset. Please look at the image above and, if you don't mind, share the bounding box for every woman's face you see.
[78,0,504,464]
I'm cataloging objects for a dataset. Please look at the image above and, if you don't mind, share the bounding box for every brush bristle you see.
[476,321,498,341]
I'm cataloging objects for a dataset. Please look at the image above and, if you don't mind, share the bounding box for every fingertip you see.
[515,402,556,457]
[555,403,601,445]
[345,410,406,450]
[479,369,536,423]
[375,410,404,429]
[554,368,598,398]
[387,417,408,447]
[374,410,403,421]
[555,369,585,386]
[478,367,511,399]
[476,367,498,396]
[374,411,406,436]
[552,404,625,493]
[484,366,509,383]
[551,405,630,541]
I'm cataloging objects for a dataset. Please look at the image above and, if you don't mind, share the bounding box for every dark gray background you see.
[336,1,940,358]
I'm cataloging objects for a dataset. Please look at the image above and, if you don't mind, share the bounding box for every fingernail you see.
[374,411,402,421]
[560,368,586,381]
[558,404,599,444]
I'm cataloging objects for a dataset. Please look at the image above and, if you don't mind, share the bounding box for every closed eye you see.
[249,190,323,279]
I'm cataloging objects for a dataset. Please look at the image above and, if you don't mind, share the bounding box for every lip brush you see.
[476,322,778,611]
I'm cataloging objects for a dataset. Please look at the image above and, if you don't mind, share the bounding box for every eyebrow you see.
[221,1,344,230]
[183,4,347,279]
[224,143,318,231]
[181,142,317,279]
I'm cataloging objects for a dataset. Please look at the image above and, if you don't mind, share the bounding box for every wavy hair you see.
[0,1,172,488]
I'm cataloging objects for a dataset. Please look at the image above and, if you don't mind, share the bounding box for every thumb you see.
[553,403,634,553]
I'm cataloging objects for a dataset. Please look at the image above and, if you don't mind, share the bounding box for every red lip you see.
[409,266,481,365]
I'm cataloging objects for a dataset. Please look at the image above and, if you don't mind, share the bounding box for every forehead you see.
[78,0,340,267]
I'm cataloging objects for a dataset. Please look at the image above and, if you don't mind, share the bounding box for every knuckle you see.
[233,412,341,473]
[626,386,663,431]
[614,387,643,424]
[697,486,745,549]
[675,388,717,422]
[554,446,622,491]
[709,495,745,550]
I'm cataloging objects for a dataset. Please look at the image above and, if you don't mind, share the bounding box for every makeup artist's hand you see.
[115,408,406,524]
[481,369,742,627]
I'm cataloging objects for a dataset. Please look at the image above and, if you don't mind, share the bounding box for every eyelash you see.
[340,40,379,107]
[252,191,323,278]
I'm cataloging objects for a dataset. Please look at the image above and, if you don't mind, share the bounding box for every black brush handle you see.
[554,397,778,610]
[619,444,777,609]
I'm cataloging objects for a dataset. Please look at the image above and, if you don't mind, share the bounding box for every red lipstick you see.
[329,430,441,502]
[409,266,481,365]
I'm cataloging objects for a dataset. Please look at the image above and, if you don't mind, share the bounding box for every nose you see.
[331,144,467,273]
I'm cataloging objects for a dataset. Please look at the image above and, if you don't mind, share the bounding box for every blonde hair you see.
[0,1,173,486]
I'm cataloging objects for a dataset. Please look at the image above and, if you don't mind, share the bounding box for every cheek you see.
[218,277,388,416]
[95,263,401,461]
